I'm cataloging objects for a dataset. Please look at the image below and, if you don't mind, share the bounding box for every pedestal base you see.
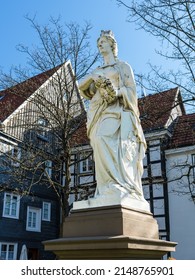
[63,205,159,239]
[44,205,177,259]
[44,235,177,260]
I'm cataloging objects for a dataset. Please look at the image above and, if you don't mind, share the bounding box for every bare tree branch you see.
[116,0,195,109]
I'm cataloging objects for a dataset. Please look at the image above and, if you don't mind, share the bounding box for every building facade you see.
[0,61,83,259]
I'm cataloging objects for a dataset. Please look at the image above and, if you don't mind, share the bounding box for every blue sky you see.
[0,0,173,91]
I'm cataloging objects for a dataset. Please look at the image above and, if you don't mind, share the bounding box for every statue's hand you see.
[93,76,117,105]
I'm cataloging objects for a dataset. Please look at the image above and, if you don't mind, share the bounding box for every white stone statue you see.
[74,30,149,211]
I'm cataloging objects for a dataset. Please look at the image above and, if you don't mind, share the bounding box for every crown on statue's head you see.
[99,30,116,42]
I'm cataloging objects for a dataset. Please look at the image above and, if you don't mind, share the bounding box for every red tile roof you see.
[138,87,185,132]
[0,67,59,122]
[168,114,195,149]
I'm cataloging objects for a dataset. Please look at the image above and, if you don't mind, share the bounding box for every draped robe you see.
[80,60,147,200]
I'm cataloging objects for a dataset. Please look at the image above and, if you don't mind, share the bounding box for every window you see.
[26,206,41,232]
[11,146,21,167]
[37,118,48,140]
[42,202,51,221]
[44,160,52,178]
[80,152,93,173]
[149,145,161,162]
[37,118,47,127]
[153,183,164,198]
[153,199,165,215]
[0,243,17,260]
[151,162,162,177]
[3,193,20,219]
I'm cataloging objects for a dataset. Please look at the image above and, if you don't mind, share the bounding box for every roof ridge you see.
[138,86,179,101]
[0,65,61,94]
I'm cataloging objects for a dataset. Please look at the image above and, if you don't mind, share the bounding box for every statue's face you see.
[97,37,112,56]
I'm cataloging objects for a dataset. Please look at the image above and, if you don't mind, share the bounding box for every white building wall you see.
[166,147,195,259]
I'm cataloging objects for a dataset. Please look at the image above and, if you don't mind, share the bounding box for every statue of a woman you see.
[76,30,149,211]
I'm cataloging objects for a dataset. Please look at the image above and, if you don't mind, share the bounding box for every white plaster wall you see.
[169,191,195,259]
[166,150,195,259]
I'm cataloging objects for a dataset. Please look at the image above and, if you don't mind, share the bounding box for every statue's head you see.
[97,30,118,58]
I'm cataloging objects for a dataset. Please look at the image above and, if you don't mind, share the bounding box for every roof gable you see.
[0,66,60,122]
[138,87,185,132]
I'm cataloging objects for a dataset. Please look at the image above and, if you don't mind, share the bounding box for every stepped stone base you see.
[63,205,158,239]
[44,205,177,259]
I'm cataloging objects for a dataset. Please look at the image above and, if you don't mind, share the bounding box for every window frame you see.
[26,206,41,232]
[79,152,93,173]
[3,192,20,219]
[42,202,51,222]
[0,242,18,260]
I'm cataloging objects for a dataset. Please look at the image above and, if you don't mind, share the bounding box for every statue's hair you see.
[97,30,118,58]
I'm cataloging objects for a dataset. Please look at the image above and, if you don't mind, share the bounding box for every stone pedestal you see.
[44,205,177,259]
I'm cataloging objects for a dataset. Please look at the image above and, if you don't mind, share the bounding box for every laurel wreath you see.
[94,76,117,105]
